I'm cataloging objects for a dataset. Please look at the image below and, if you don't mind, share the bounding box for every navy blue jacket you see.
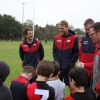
[19,38,44,68]
[10,76,29,100]
[53,30,79,71]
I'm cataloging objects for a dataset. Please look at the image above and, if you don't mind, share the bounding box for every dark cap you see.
[0,61,10,83]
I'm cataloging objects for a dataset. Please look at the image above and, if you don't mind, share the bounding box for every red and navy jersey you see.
[19,38,44,68]
[53,30,79,71]
[27,81,55,100]
[79,35,95,77]
[10,76,29,100]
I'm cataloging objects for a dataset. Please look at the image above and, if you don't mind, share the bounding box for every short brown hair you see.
[52,61,60,77]
[22,65,36,77]
[59,20,69,27]
[91,22,100,32]
[24,27,32,35]
[84,18,94,26]
[37,60,54,77]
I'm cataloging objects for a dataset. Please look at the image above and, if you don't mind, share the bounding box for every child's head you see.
[22,65,36,80]
[0,61,10,83]
[69,67,88,90]
[51,61,60,77]
[36,60,53,77]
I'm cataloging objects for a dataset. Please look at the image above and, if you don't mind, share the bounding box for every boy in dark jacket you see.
[10,65,36,100]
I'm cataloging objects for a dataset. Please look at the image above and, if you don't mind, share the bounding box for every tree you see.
[69,24,74,30]
[74,28,84,35]
[23,20,33,28]
[0,14,23,40]
[0,14,85,40]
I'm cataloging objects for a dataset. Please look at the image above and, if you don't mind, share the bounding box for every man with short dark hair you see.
[19,27,44,69]
[19,27,44,83]
[78,18,95,87]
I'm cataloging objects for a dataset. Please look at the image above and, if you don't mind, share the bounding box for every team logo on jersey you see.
[33,44,36,46]
[83,41,88,44]
[56,40,61,42]
[67,40,71,43]
[23,45,28,47]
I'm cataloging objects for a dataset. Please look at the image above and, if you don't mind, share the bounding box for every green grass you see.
[0,40,70,96]
[0,41,22,86]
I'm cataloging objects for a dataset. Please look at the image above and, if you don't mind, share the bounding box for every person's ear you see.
[58,71,60,75]
[36,68,38,75]
[29,73,33,76]
[49,73,53,78]
[72,79,76,86]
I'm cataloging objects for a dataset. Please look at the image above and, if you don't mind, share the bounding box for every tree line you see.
[0,14,84,41]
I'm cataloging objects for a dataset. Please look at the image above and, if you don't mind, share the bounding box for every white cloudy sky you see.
[0,0,100,29]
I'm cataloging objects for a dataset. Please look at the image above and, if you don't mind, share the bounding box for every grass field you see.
[0,40,70,96]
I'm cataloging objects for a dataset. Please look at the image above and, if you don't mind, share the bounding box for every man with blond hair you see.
[53,20,79,86]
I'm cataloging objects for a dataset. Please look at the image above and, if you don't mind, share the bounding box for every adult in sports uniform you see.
[53,20,79,85]
[78,18,95,87]
[19,27,44,69]
[19,27,44,83]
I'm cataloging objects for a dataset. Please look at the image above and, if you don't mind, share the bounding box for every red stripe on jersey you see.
[13,76,28,85]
